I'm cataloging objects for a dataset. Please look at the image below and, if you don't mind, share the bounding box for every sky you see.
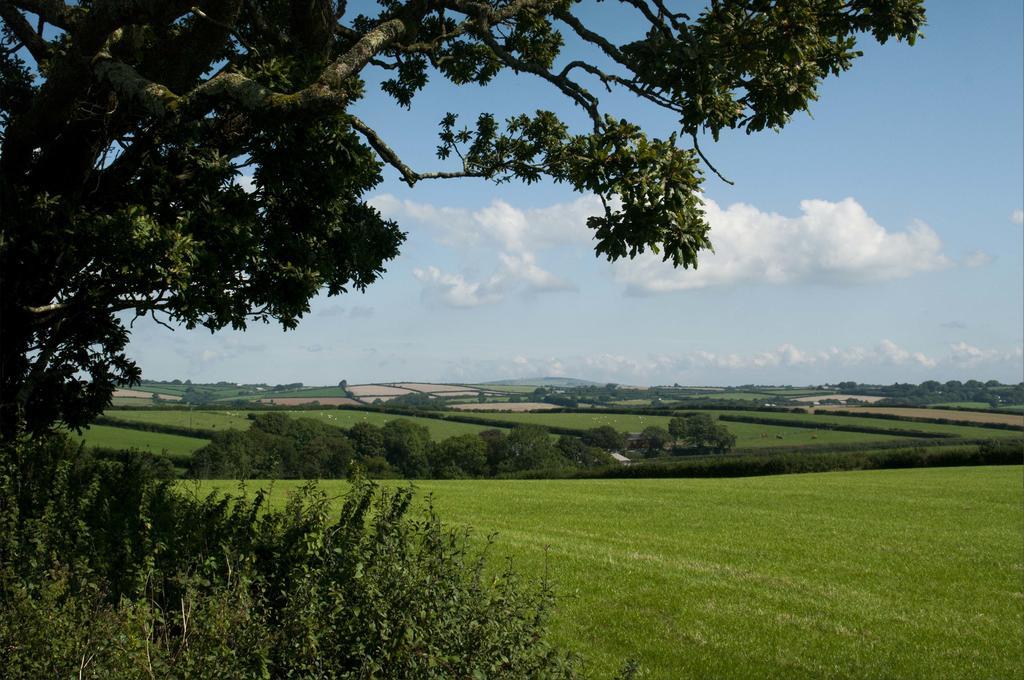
[128,1,1024,387]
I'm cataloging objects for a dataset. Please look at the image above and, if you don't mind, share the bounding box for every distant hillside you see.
[478,377,604,388]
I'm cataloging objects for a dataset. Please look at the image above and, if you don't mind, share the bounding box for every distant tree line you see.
[188,414,617,480]
[832,380,1023,407]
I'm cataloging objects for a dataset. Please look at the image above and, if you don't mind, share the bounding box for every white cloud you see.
[377,193,954,299]
[962,250,993,268]
[613,197,951,293]
[412,266,504,308]
[237,174,256,193]
[497,252,576,292]
[371,194,598,253]
[412,252,575,308]
[1012,209,1023,225]
[441,339,963,384]
[374,194,589,303]
[947,341,1023,368]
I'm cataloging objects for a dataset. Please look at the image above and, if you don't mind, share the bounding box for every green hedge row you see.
[520,440,1022,480]
[92,415,218,439]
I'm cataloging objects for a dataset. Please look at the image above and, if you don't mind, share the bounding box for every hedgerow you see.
[0,433,582,678]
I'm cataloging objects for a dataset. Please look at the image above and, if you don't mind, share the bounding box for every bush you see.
[1,433,579,678]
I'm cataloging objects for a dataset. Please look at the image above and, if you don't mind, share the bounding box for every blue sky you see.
[129,1,1024,387]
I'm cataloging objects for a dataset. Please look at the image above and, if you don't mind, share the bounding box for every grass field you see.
[104,409,253,431]
[448,408,1023,442]
[77,425,209,462]
[716,409,1024,439]
[194,466,1024,678]
[676,391,775,401]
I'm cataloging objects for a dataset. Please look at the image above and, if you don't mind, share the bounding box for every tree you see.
[0,1,925,437]
[500,425,565,473]
[430,433,488,478]
[640,425,672,456]
[669,413,734,453]
[382,419,432,478]
[581,425,625,451]
[557,436,613,468]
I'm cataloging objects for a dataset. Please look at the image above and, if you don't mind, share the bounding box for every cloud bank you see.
[614,197,951,294]
[440,340,1023,385]
[374,193,956,303]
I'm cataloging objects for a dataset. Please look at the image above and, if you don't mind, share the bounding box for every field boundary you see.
[811,409,1024,432]
[718,414,957,439]
[515,441,1022,479]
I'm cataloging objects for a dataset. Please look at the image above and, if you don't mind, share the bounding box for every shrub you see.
[0,433,579,678]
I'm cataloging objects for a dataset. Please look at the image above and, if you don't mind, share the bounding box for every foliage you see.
[494,424,571,474]
[0,1,925,437]
[639,426,673,456]
[831,380,1024,407]
[0,433,579,677]
[582,425,626,451]
[528,440,1024,480]
[197,467,1024,679]
[669,413,736,453]
[187,414,608,480]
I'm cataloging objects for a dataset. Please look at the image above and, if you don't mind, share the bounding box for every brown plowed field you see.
[113,389,181,401]
[395,383,481,393]
[347,385,415,397]
[449,402,561,412]
[814,406,1024,426]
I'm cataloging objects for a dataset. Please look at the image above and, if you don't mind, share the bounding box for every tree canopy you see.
[0,0,925,437]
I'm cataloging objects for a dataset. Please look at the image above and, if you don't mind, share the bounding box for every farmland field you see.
[104,409,253,431]
[77,424,209,462]
[231,386,355,400]
[449,408,1023,442]
[713,409,1024,440]
[815,406,1024,427]
[195,466,1024,679]
[449,402,560,411]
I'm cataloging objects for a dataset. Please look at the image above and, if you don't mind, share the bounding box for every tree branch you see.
[0,2,49,61]
[349,115,484,186]
[9,0,82,30]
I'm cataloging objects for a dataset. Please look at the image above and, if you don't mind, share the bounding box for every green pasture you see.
[759,388,834,397]
[137,382,252,400]
[193,466,1024,679]
[76,425,209,462]
[444,411,921,448]
[719,409,1023,439]
[450,408,1022,443]
[677,391,775,401]
[104,409,253,431]
[928,401,995,409]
